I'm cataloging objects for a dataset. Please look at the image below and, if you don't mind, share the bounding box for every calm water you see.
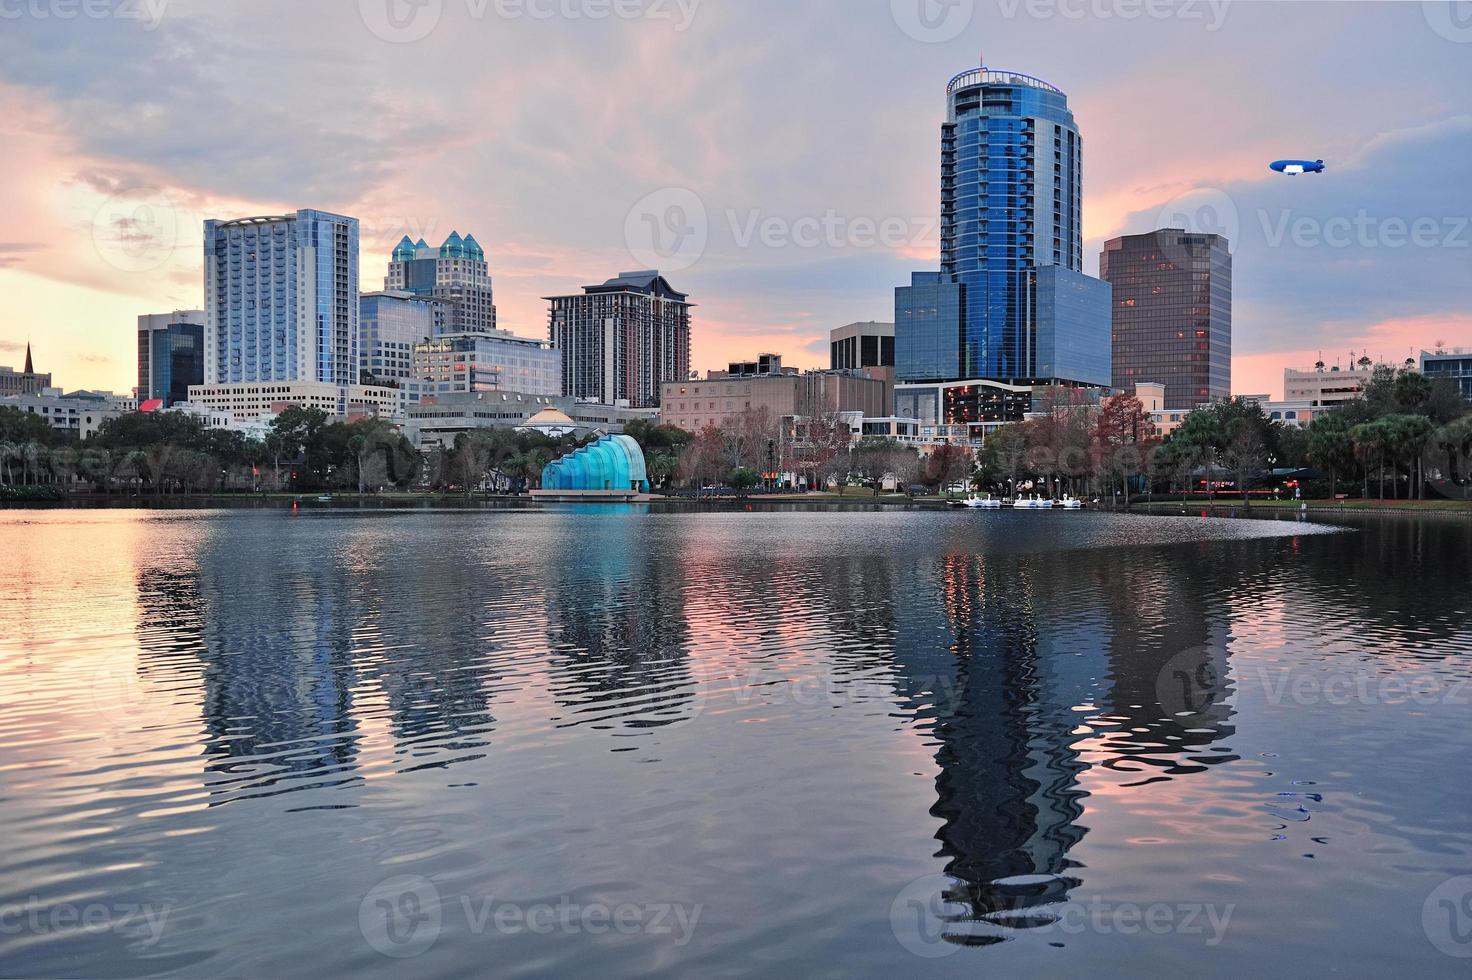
[1,507,1470,978]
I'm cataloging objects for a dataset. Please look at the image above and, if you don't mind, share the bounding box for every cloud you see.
[1115,115,1472,366]
[0,243,43,268]
[0,0,1468,391]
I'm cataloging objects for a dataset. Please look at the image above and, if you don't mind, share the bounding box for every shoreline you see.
[4,492,1471,517]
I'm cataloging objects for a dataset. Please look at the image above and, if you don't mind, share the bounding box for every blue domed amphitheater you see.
[535,435,650,500]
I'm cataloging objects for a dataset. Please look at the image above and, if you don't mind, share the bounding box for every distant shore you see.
[4,490,1471,517]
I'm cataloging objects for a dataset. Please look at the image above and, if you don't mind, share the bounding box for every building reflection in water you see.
[539,507,697,733]
[132,520,511,805]
[889,543,1239,941]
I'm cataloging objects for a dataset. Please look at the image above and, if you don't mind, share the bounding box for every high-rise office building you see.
[359,291,447,386]
[546,270,692,408]
[894,64,1110,388]
[203,210,360,385]
[387,233,496,335]
[137,310,206,406]
[1100,228,1232,409]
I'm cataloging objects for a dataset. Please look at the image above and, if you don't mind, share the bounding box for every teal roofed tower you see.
[463,234,484,262]
[391,235,417,262]
[441,231,465,258]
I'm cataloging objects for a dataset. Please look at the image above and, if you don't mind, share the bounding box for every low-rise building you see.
[405,391,656,449]
[1239,394,1321,429]
[893,377,1054,445]
[1140,381,1325,436]
[3,388,134,439]
[165,402,277,440]
[186,381,404,422]
[659,362,886,433]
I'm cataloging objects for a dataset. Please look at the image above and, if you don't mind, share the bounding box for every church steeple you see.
[23,342,33,375]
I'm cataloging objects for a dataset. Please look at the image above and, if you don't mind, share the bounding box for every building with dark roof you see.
[545,270,692,408]
[0,343,51,397]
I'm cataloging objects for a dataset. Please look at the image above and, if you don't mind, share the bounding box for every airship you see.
[1270,159,1326,175]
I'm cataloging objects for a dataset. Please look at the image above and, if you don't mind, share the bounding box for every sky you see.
[0,0,1469,399]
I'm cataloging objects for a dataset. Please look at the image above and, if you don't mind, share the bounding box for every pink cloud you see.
[1233,313,1472,400]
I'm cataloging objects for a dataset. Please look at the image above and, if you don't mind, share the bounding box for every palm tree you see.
[1351,421,1389,500]
[347,433,371,495]
[22,441,44,486]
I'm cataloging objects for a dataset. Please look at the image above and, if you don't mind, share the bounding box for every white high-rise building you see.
[203,210,359,385]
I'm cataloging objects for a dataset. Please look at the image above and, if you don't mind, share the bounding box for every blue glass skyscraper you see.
[896,65,1109,388]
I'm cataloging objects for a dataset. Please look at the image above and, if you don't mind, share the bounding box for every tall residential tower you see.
[546,271,691,408]
[895,65,1110,390]
[203,210,360,385]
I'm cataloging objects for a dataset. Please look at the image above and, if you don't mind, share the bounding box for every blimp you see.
[1270,159,1325,175]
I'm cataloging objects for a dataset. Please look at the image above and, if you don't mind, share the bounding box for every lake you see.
[1,506,1470,977]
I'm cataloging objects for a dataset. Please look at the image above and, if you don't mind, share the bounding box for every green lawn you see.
[1140,497,1472,512]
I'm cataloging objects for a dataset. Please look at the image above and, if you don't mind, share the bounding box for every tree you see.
[1221,417,1269,505]
[887,444,922,496]
[1094,393,1158,507]
[1425,415,1472,501]
[727,467,760,497]
[1308,413,1356,499]
[1383,414,1434,499]
[1351,419,1391,499]
[926,443,974,496]
[268,406,331,488]
[677,424,725,495]
[983,423,1031,500]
